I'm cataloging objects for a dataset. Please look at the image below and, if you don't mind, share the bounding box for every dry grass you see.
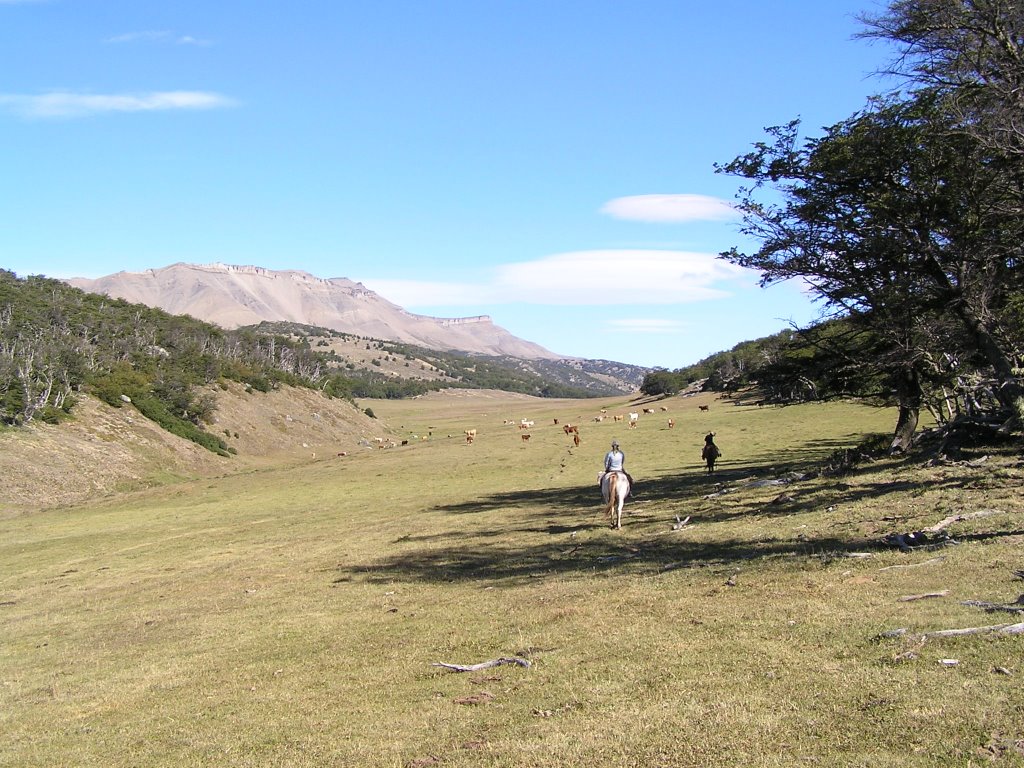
[2,390,1022,767]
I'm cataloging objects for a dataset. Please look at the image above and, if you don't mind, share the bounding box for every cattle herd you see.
[454,402,710,448]
[369,402,714,458]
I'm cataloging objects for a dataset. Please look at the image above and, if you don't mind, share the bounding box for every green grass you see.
[2,391,1022,767]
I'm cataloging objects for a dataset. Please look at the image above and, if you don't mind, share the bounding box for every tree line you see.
[654,0,1023,451]
[0,273,606,452]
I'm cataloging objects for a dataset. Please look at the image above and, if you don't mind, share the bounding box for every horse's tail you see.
[605,472,620,522]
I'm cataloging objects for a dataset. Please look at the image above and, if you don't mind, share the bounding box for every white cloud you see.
[0,90,236,118]
[365,249,752,308]
[494,250,746,304]
[106,30,211,46]
[601,194,738,223]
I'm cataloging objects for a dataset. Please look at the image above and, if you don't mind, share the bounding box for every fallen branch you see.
[878,556,946,572]
[899,590,950,602]
[923,509,1003,534]
[875,622,1024,642]
[432,657,532,672]
[919,622,1024,640]
[960,598,1024,615]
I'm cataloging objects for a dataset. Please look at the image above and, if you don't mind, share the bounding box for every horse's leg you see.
[603,477,613,525]
[615,485,624,529]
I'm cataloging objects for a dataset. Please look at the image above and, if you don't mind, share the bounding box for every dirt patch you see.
[0,383,383,514]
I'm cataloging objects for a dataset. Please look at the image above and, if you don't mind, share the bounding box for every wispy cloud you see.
[601,194,738,223]
[105,30,211,46]
[0,90,236,118]
[363,249,751,308]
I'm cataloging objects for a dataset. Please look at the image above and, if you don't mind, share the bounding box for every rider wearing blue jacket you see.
[603,440,633,496]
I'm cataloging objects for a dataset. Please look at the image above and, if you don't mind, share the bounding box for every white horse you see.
[599,470,630,529]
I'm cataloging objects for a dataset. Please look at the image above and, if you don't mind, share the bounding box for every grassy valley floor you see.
[1,390,1022,766]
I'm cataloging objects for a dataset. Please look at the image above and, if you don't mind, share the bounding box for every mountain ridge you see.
[67,262,562,360]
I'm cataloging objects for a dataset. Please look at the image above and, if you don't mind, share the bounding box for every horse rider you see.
[603,439,633,497]
[702,432,721,473]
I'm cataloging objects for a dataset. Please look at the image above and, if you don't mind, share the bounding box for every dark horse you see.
[701,432,721,474]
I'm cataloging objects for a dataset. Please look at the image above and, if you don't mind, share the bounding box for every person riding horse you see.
[603,439,633,497]
[702,432,721,474]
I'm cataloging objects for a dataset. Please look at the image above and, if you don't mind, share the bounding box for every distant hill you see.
[250,321,650,395]
[67,262,560,360]
[1,271,647,458]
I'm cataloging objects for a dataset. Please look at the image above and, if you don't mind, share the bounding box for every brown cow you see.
[465,429,477,444]
[521,433,531,442]
[698,405,710,412]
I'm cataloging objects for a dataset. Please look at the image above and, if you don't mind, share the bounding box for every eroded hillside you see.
[0,383,385,513]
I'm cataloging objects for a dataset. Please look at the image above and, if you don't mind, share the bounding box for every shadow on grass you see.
[333,448,1020,587]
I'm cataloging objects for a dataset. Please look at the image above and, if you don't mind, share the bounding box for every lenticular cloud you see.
[0,91,235,118]
[600,194,737,223]
[494,249,749,305]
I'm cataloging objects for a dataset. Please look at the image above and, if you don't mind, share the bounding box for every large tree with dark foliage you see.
[718,88,1023,448]
[863,0,1024,420]
[861,0,1024,164]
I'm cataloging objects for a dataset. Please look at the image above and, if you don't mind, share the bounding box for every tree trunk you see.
[890,365,922,453]
[953,301,1024,426]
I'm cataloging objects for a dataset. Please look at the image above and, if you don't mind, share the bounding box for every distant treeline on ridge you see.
[0,272,610,452]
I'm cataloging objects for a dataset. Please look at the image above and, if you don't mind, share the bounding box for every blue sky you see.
[1,0,895,368]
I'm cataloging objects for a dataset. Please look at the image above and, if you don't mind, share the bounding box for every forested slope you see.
[0,273,633,454]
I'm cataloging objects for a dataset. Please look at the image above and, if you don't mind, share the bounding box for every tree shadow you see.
[332,447,1021,587]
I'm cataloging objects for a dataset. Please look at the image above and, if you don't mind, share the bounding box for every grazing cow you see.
[573,431,581,447]
[628,412,639,429]
[667,419,674,429]
[613,414,623,422]
[553,418,559,425]
[643,408,655,415]
[563,423,578,435]
[594,415,605,422]
[698,405,710,412]
[521,433,531,442]
[659,406,669,412]
[465,429,477,444]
